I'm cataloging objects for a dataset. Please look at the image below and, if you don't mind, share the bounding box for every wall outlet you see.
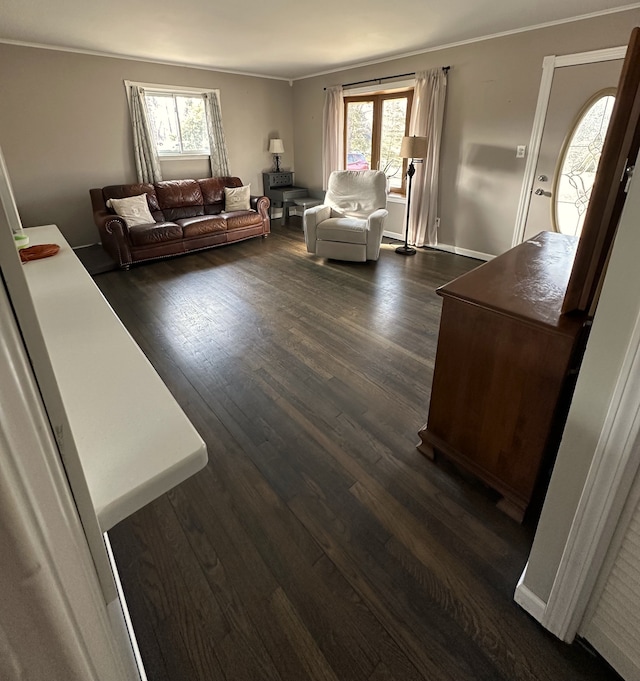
[435,217,441,229]
[516,145,526,158]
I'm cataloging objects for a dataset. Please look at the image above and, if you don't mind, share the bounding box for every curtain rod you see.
[324,67,450,91]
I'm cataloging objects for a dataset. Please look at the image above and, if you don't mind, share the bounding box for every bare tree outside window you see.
[146,93,209,156]
[344,90,413,194]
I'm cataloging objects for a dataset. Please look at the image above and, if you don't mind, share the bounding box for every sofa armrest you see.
[367,208,388,229]
[251,195,271,220]
[102,217,133,269]
[303,204,331,253]
[93,208,126,234]
[89,188,132,268]
[366,208,389,260]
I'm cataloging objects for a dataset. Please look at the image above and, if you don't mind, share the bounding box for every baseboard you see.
[381,236,494,262]
[73,242,102,250]
[514,566,547,624]
[73,243,118,275]
[430,242,494,261]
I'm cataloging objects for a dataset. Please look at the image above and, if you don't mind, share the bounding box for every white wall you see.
[1,12,637,252]
[0,45,293,247]
[291,10,640,258]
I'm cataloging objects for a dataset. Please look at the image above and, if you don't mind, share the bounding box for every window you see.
[553,89,616,237]
[344,90,413,194]
[144,92,209,156]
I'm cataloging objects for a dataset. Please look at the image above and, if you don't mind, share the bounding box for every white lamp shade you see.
[400,135,428,159]
[269,138,285,154]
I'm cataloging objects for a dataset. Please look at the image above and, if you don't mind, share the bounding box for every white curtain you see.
[407,68,448,247]
[129,85,163,184]
[204,91,230,177]
[322,86,344,190]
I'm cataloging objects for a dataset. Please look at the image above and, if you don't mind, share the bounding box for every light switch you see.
[516,145,526,158]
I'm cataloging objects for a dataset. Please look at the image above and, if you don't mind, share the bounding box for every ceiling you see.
[1,0,638,80]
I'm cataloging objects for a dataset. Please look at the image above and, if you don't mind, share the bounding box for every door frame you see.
[511,45,627,248]
[514,170,640,643]
[543,296,640,641]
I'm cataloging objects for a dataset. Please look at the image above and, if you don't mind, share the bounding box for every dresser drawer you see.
[263,171,293,188]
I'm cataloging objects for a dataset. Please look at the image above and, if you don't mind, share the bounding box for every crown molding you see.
[1,3,639,82]
[0,38,290,82]
[294,3,640,81]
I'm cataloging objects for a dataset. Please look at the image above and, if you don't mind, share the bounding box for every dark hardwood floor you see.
[99,220,621,681]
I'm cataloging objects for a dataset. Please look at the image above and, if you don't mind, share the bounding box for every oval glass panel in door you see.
[552,89,616,236]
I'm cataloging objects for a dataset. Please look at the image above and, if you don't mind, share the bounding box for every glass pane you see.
[145,94,180,154]
[554,93,615,237]
[176,96,209,154]
[346,101,373,170]
[380,97,407,190]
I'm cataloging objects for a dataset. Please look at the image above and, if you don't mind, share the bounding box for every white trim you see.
[514,564,548,623]
[124,80,220,160]
[554,46,628,68]
[72,242,101,250]
[381,234,491,261]
[429,242,494,261]
[124,79,220,96]
[541,305,640,641]
[1,5,637,82]
[511,56,556,247]
[0,38,290,81]
[511,45,627,247]
[158,154,210,161]
[296,5,640,81]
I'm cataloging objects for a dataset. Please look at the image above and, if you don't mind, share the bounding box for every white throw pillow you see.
[224,185,251,212]
[108,194,154,227]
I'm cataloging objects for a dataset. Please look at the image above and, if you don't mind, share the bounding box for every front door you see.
[522,59,623,242]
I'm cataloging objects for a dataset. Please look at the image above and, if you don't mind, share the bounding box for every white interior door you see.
[522,59,623,241]
[580,465,640,680]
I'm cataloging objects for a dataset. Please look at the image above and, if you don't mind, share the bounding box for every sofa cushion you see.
[102,184,164,221]
[177,215,227,238]
[108,194,155,227]
[224,185,251,211]
[128,222,183,247]
[155,180,204,221]
[198,177,241,201]
[316,217,367,244]
[223,211,263,230]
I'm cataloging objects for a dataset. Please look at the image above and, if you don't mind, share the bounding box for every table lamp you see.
[397,135,428,256]
[269,138,285,172]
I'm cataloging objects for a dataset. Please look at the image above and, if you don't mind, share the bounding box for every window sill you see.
[387,194,407,204]
[158,154,210,162]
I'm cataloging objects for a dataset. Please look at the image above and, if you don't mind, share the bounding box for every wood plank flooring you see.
[99,221,621,681]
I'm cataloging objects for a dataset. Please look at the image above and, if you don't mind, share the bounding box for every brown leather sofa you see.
[90,177,270,269]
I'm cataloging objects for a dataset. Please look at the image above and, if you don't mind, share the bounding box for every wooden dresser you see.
[418,232,590,521]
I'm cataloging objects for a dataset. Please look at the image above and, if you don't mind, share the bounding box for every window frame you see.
[124,81,217,161]
[343,88,414,195]
[551,87,616,237]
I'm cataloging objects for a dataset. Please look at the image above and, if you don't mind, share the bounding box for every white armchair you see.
[303,170,388,262]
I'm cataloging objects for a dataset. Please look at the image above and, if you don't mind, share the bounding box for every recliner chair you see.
[303,170,388,262]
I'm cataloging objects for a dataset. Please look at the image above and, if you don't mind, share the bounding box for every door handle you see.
[534,188,545,196]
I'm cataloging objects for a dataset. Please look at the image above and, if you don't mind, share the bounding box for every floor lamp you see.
[396,135,428,256]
